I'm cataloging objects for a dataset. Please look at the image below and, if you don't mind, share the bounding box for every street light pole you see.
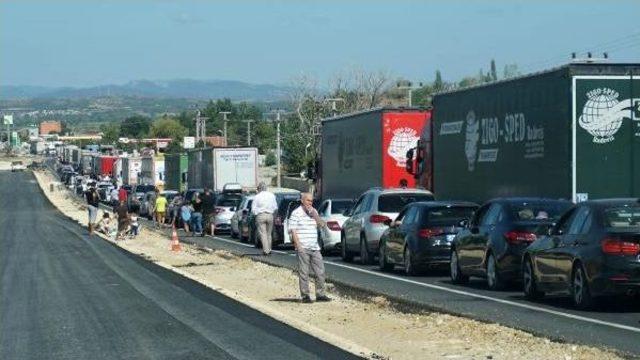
[275,111,282,188]
[219,111,231,146]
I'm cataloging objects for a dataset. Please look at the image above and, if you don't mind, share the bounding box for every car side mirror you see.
[383,218,392,227]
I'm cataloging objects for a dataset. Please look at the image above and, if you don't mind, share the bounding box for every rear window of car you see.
[278,198,298,213]
[331,200,355,214]
[377,193,434,213]
[216,195,242,207]
[423,206,477,226]
[508,201,571,221]
[603,206,640,229]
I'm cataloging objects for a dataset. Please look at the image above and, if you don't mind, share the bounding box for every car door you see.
[534,208,580,287]
[457,204,490,269]
[398,206,419,261]
[386,208,410,263]
[469,203,502,272]
[556,206,593,285]
[344,195,366,248]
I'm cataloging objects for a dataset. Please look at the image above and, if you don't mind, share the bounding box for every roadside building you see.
[39,121,62,135]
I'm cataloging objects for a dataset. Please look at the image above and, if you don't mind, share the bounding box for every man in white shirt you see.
[251,182,278,255]
[289,192,330,303]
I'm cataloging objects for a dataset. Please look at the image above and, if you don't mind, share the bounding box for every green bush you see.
[265,151,276,167]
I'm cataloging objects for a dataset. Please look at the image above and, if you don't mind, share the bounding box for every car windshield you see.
[331,200,355,214]
[377,193,434,213]
[277,196,300,214]
[423,206,477,226]
[508,201,571,221]
[216,195,242,208]
[603,206,640,229]
[136,185,156,193]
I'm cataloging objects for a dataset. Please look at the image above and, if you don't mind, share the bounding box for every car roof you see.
[366,187,434,195]
[411,201,479,208]
[487,197,572,204]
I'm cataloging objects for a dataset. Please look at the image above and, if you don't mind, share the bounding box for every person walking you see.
[154,191,168,228]
[251,182,277,255]
[85,183,100,235]
[114,199,129,241]
[201,188,216,235]
[191,193,204,236]
[289,193,330,303]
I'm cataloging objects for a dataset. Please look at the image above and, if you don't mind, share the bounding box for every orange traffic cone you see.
[170,225,182,252]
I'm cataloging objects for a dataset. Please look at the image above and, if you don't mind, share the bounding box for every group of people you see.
[251,182,330,303]
[85,184,140,241]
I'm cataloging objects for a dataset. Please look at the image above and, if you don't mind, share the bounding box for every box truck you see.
[318,107,431,200]
[187,147,258,192]
[410,63,640,203]
[140,156,165,186]
[165,153,188,191]
[122,157,142,185]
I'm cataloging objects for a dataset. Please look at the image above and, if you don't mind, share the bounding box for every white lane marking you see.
[211,235,640,334]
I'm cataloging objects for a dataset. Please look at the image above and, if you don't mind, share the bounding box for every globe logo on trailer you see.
[578,88,636,144]
[464,110,480,171]
[387,127,419,167]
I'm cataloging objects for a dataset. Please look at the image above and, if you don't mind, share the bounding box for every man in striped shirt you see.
[289,193,331,303]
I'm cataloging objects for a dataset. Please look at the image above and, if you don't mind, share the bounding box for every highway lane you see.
[0,171,360,360]
[163,228,640,356]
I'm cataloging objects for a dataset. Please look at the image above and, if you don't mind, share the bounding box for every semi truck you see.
[140,156,165,186]
[93,155,117,177]
[187,147,258,192]
[408,63,640,203]
[318,107,431,200]
[165,153,188,191]
[122,157,142,185]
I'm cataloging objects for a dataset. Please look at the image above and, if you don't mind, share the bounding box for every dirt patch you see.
[33,170,625,360]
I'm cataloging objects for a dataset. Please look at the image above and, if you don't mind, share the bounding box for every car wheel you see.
[486,253,505,290]
[341,233,354,262]
[360,235,373,265]
[450,249,469,284]
[572,263,595,310]
[523,257,544,300]
[404,246,420,276]
[378,241,394,272]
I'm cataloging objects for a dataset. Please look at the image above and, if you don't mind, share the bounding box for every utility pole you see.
[219,111,231,146]
[273,110,286,188]
[194,110,208,145]
[242,119,254,146]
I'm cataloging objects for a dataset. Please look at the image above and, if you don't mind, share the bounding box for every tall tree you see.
[149,117,187,140]
[490,59,498,81]
[434,70,444,91]
[120,115,151,138]
[100,123,120,145]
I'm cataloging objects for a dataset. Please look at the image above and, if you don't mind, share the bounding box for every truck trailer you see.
[187,147,258,192]
[122,157,142,185]
[165,153,188,191]
[319,107,431,200]
[140,156,165,186]
[93,155,117,177]
[410,63,640,203]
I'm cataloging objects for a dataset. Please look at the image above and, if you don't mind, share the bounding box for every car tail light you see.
[326,221,341,231]
[504,231,537,244]
[418,227,444,238]
[370,214,391,224]
[601,238,640,256]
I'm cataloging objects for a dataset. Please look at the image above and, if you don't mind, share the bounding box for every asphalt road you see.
[0,171,360,360]
[164,227,640,357]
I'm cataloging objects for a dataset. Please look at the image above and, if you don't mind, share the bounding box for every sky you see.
[1,0,639,88]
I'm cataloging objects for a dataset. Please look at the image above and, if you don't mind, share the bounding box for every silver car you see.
[341,188,434,264]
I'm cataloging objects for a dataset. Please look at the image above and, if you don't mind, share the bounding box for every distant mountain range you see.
[0,79,291,101]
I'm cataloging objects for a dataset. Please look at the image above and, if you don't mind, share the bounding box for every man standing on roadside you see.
[201,188,216,235]
[85,183,100,235]
[289,193,331,303]
[251,182,277,255]
[118,186,128,202]
[114,199,129,241]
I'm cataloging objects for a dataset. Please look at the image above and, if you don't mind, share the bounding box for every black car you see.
[523,199,640,309]
[249,191,301,248]
[450,198,572,290]
[379,202,478,275]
